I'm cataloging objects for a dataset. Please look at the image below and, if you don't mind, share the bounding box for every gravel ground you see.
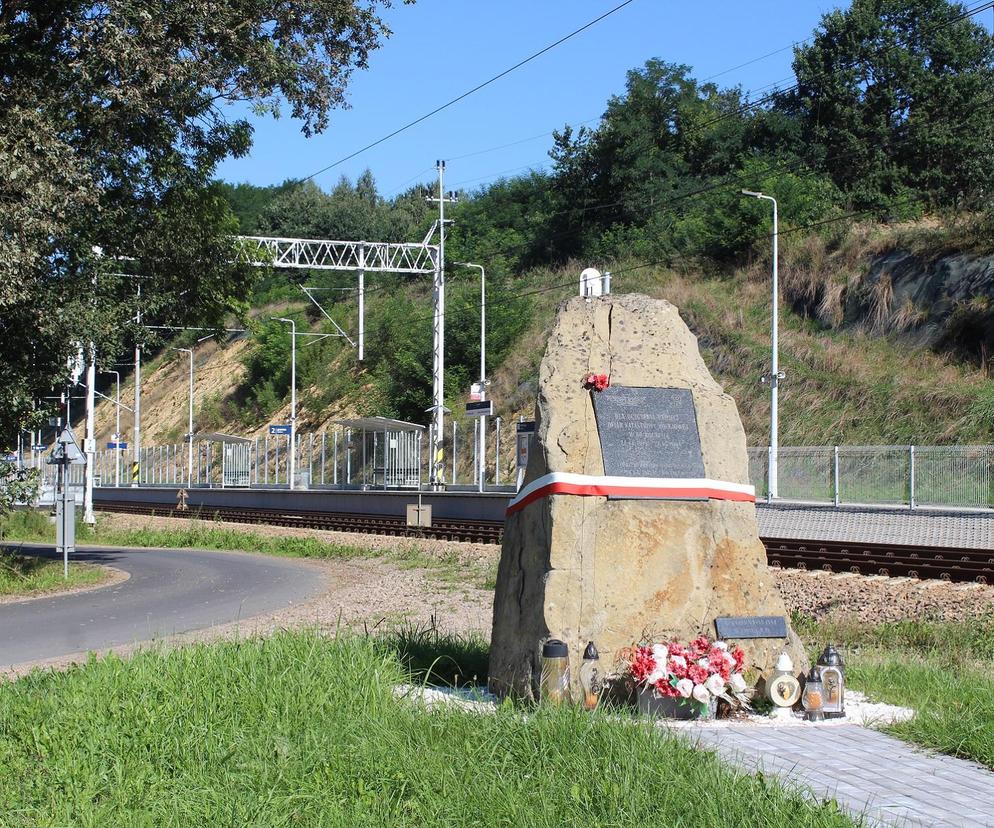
[90,512,994,631]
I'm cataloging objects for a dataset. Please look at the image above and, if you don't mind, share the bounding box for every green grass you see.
[797,616,994,770]
[0,631,857,826]
[0,548,109,599]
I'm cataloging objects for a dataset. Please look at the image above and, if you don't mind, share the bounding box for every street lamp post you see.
[273,317,297,490]
[172,348,194,485]
[105,370,121,487]
[456,262,487,492]
[741,190,782,499]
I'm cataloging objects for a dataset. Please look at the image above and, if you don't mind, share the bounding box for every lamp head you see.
[741,189,763,198]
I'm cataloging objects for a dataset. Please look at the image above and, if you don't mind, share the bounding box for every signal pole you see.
[425,160,457,487]
[133,283,142,486]
[83,345,96,524]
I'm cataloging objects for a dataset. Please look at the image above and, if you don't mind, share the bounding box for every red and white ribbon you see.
[506,472,755,515]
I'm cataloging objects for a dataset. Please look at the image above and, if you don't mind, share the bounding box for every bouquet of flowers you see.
[625,635,750,715]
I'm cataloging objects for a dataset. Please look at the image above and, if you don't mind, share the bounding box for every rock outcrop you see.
[489,293,805,699]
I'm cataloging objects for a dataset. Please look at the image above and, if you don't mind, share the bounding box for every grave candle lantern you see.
[801,666,826,722]
[578,641,603,710]
[539,639,570,705]
[817,644,846,719]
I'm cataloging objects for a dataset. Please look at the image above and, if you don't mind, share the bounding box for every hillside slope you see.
[84,223,994,479]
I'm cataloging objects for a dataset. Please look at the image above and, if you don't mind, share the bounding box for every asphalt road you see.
[0,543,324,670]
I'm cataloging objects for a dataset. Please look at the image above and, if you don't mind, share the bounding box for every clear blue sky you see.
[217,1,853,195]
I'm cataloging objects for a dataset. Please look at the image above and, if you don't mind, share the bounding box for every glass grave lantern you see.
[540,639,570,705]
[817,644,846,719]
[578,641,603,711]
[766,652,801,720]
[801,666,826,722]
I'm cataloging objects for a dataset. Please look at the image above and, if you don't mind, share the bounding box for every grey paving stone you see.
[674,722,994,828]
[756,503,993,549]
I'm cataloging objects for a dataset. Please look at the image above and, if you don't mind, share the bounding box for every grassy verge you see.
[0,548,110,599]
[0,631,856,826]
[0,510,497,590]
[796,615,994,769]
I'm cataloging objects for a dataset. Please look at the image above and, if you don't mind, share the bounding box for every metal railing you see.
[748,445,994,510]
[41,437,994,509]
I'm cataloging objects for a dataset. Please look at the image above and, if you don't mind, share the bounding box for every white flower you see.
[697,658,710,668]
[646,667,666,686]
[723,651,736,667]
[705,673,726,696]
[676,678,694,698]
[729,673,747,694]
[692,683,710,704]
[713,641,729,651]
[651,644,669,664]
[669,655,686,670]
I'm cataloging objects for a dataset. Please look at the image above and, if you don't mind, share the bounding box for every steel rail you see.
[92,501,992,582]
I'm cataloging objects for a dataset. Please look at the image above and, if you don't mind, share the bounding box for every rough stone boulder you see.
[489,293,805,699]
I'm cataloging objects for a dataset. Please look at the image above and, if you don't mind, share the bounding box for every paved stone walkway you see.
[681,723,994,827]
[757,503,993,550]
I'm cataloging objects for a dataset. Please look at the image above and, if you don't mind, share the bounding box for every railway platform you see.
[757,502,993,551]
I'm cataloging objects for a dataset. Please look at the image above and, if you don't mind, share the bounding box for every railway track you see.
[94,500,504,544]
[94,500,993,584]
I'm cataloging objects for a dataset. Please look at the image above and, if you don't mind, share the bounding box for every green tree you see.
[788,0,994,209]
[0,0,403,447]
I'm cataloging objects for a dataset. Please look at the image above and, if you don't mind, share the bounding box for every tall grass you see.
[0,631,857,826]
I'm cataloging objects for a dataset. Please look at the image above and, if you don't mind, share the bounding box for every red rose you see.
[732,647,745,671]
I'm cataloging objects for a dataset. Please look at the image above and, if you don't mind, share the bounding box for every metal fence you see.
[44,420,522,492]
[41,438,994,509]
[748,445,994,509]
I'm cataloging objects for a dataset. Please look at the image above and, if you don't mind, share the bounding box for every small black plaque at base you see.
[714,615,788,640]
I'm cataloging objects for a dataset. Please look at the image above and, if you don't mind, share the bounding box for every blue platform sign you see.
[107,441,128,450]
[269,424,292,435]
[31,444,47,452]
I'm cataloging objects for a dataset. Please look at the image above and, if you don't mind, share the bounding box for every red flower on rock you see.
[582,373,610,392]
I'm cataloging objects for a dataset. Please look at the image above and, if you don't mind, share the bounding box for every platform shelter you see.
[332,417,423,489]
[195,432,253,488]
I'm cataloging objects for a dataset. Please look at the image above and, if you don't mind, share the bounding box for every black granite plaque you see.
[714,616,788,640]
[592,387,705,480]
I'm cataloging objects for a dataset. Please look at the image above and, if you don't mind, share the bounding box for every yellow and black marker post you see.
[131,462,139,484]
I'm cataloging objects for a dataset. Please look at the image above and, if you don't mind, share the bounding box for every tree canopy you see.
[0,0,402,444]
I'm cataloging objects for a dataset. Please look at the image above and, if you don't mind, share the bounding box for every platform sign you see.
[106,441,128,450]
[2,453,16,462]
[515,420,536,434]
[465,400,493,418]
[31,444,47,452]
[269,424,292,435]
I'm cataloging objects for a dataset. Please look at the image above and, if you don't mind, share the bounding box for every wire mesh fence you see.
[43,437,994,509]
[748,445,994,509]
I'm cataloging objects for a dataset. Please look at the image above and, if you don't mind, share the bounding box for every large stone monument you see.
[489,293,805,699]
